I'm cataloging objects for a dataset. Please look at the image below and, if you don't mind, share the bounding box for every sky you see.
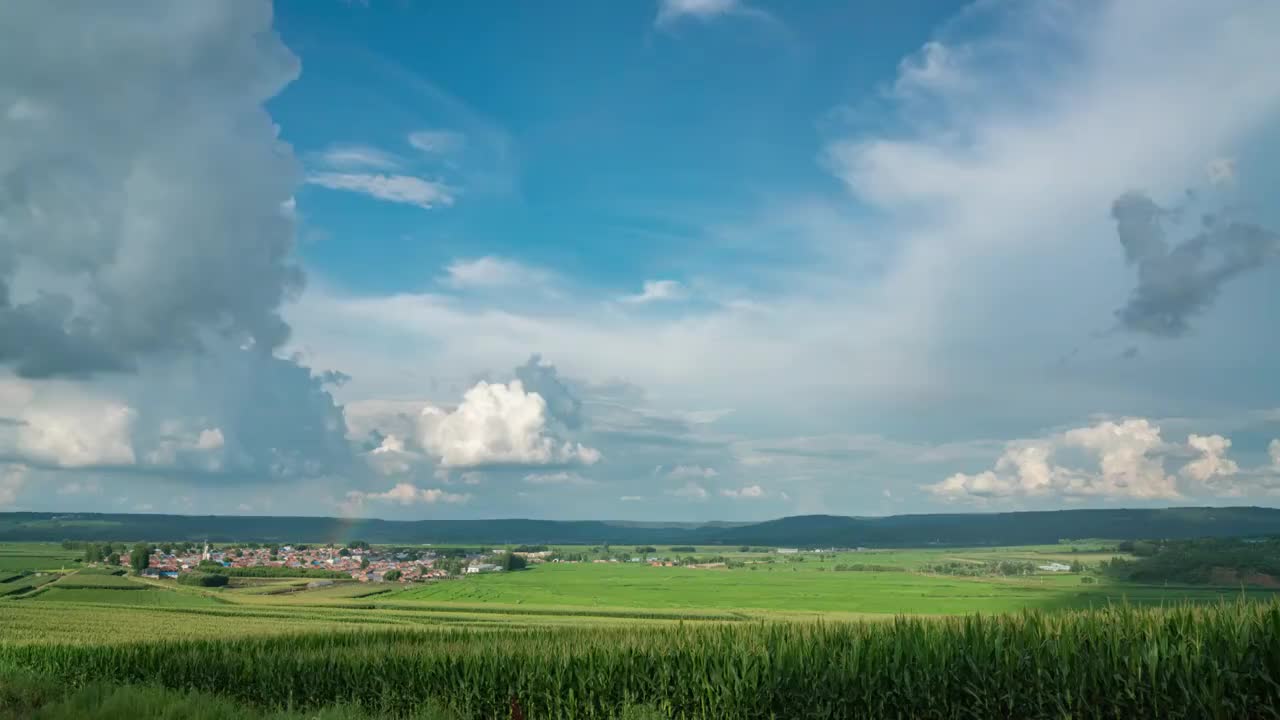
[2,0,1280,521]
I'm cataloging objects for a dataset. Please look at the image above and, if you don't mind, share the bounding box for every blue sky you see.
[2,0,1280,520]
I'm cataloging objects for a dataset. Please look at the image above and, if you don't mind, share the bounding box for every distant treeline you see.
[6,506,1280,547]
[1103,537,1280,585]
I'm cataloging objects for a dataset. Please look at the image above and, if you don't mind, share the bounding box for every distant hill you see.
[698,508,1280,547]
[1,506,1278,546]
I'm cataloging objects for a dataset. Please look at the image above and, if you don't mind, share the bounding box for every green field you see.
[383,554,1272,615]
[31,587,228,608]
[3,603,1278,719]
[2,541,1278,718]
[52,573,147,589]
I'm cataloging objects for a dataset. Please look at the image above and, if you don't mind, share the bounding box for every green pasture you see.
[1,541,1276,627]
[383,560,1270,614]
[52,573,146,589]
[29,587,227,608]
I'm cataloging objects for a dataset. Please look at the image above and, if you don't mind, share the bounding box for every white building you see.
[465,563,502,574]
[1038,562,1072,572]
[776,548,799,554]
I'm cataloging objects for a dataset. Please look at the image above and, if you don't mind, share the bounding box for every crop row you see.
[2,601,1278,719]
[52,573,147,589]
[0,574,58,597]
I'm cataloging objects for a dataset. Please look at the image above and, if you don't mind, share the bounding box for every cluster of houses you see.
[126,543,524,583]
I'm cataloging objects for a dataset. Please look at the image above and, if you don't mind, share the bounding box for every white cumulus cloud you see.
[720,484,765,499]
[1181,434,1240,485]
[143,424,226,472]
[366,482,469,505]
[365,434,421,476]
[15,403,138,469]
[417,380,601,467]
[927,419,1179,501]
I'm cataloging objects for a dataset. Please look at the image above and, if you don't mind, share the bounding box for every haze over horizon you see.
[2,0,1280,522]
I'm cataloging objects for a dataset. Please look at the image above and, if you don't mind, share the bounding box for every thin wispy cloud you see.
[620,280,687,304]
[316,143,401,170]
[656,0,767,26]
[408,129,466,154]
[306,172,455,209]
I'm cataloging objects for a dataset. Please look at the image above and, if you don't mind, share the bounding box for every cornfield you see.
[2,601,1278,719]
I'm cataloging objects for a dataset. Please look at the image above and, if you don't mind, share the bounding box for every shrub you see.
[177,573,229,587]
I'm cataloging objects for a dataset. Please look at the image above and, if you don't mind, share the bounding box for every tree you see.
[383,569,402,581]
[738,546,751,553]
[497,552,527,571]
[84,544,104,563]
[360,557,370,569]
[160,544,172,555]
[1132,540,1158,557]
[339,548,350,557]
[130,543,151,573]
[635,546,657,555]
[106,552,120,566]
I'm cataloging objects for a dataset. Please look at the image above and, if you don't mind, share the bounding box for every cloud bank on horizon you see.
[2,0,1279,520]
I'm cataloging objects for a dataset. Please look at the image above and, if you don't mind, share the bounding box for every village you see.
[111,542,551,583]
[94,540,1085,585]
[107,542,861,583]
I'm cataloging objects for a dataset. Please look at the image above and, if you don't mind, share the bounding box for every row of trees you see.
[1103,537,1280,584]
[920,560,1085,577]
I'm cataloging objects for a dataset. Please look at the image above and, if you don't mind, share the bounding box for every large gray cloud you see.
[0,1,352,494]
[0,1,302,378]
[1112,192,1280,337]
[514,354,583,429]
